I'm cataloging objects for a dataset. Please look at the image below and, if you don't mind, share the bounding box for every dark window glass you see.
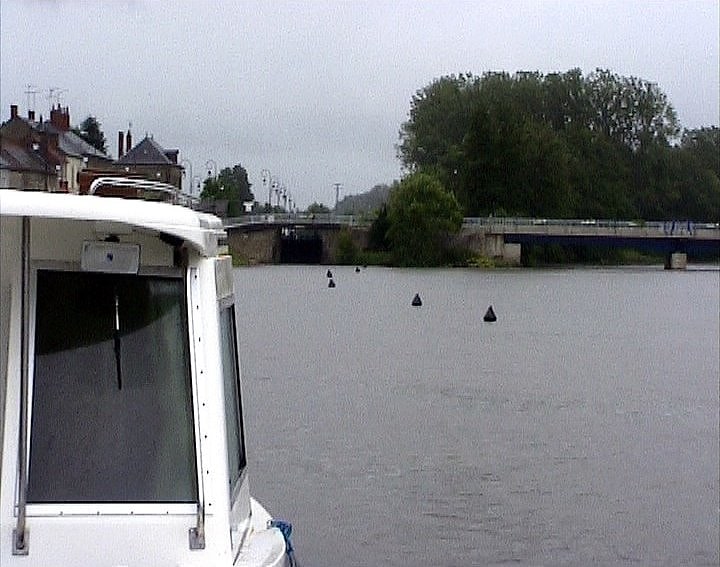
[27,270,197,503]
[220,305,246,493]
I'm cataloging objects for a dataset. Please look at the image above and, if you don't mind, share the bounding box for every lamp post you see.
[205,159,217,179]
[271,177,279,211]
[334,182,342,209]
[181,159,193,195]
[261,169,271,209]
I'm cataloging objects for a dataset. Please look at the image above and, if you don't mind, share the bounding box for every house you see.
[0,104,113,192]
[2,104,188,197]
[115,132,183,191]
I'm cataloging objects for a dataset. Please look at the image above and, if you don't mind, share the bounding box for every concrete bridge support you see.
[482,233,522,265]
[455,228,522,265]
[226,227,279,264]
[226,225,371,265]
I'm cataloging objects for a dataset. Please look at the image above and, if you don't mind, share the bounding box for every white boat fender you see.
[484,305,497,322]
[269,520,297,567]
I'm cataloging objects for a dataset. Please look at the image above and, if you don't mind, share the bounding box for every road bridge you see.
[223,214,720,267]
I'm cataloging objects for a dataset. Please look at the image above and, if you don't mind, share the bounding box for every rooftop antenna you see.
[47,87,67,108]
[24,84,39,112]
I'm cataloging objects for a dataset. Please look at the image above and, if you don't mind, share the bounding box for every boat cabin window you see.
[220,303,247,494]
[27,269,197,503]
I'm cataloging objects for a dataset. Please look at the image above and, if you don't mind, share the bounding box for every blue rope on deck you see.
[269,519,297,566]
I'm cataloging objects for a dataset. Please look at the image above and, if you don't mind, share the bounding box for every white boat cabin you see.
[0,188,291,566]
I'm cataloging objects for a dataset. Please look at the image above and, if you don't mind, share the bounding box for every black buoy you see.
[355,266,360,273]
[328,278,336,288]
[483,305,497,322]
[326,269,333,278]
[411,293,422,307]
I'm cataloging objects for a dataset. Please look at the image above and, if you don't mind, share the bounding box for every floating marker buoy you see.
[483,305,496,322]
[328,279,336,288]
[411,293,422,307]
[355,266,360,273]
[327,269,333,278]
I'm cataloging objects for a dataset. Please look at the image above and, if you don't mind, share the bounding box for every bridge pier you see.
[455,229,522,265]
[664,252,687,270]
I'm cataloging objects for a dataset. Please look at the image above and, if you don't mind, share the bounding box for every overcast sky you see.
[1,0,718,208]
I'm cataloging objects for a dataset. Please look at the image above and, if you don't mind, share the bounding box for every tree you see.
[335,229,358,264]
[367,203,392,252]
[386,173,462,266]
[681,127,720,179]
[200,164,253,216]
[585,69,679,150]
[398,68,702,221]
[73,115,107,153]
[306,202,330,214]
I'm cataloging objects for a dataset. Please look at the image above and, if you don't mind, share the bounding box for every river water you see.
[235,266,719,566]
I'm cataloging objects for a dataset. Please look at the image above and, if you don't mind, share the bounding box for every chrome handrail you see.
[88,177,193,206]
[13,217,30,555]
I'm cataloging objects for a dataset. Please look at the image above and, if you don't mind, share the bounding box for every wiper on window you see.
[113,286,122,390]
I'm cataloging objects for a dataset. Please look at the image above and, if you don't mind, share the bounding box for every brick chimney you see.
[118,131,125,159]
[50,105,70,131]
[10,104,18,119]
[28,110,35,121]
[126,130,132,154]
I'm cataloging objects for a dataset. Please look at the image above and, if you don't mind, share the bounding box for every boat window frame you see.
[22,260,201,518]
[218,294,248,505]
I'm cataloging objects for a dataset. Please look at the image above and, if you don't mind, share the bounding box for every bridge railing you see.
[224,213,366,227]
[223,213,719,236]
[462,217,720,237]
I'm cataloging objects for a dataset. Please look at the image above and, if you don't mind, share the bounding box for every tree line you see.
[397,69,719,222]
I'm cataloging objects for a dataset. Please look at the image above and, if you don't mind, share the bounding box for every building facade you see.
[0,104,113,192]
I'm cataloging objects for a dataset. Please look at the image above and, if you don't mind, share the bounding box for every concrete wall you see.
[454,226,521,265]
[227,225,371,265]
[228,223,522,265]
[226,227,279,264]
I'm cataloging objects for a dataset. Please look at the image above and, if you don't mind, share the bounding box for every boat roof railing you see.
[0,187,224,257]
[89,176,196,207]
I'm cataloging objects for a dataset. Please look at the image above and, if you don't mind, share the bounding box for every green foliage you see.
[306,202,331,214]
[682,127,720,179]
[367,203,392,251]
[335,229,357,264]
[386,172,463,266]
[200,164,254,217]
[73,115,107,153]
[399,69,717,222]
[354,250,393,266]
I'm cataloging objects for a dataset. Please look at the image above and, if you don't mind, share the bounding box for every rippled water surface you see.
[236,266,719,566]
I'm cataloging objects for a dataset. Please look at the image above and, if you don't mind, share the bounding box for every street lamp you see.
[271,177,279,210]
[181,159,193,195]
[261,169,271,208]
[205,159,217,179]
[334,182,342,209]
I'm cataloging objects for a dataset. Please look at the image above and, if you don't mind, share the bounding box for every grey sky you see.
[1,0,718,208]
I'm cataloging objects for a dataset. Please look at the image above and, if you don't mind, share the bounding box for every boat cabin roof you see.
[0,189,225,257]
